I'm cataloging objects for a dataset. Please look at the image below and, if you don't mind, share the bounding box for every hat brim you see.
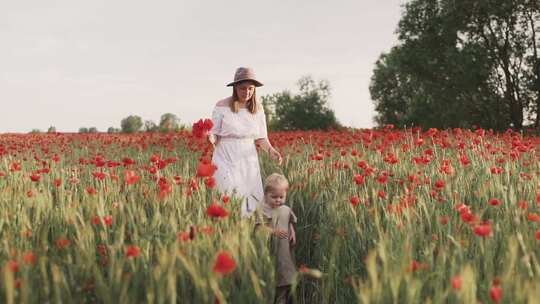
[226,79,263,87]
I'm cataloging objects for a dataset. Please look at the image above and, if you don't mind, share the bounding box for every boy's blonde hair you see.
[264,173,289,194]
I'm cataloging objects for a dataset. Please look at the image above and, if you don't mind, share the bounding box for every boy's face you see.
[265,185,287,209]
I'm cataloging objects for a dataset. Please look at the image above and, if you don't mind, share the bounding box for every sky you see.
[0,0,406,133]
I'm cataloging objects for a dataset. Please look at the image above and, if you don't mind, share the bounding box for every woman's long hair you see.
[230,81,258,114]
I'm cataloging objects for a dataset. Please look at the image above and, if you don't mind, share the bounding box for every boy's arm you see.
[289,223,296,245]
[254,217,288,238]
[289,209,297,245]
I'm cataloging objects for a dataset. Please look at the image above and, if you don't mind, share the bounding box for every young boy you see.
[257,173,297,304]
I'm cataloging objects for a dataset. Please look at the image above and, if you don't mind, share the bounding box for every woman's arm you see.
[255,138,282,164]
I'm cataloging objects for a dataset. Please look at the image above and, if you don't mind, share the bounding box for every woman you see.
[209,67,282,217]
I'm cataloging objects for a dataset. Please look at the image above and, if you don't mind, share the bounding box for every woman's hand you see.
[208,134,220,147]
[270,148,283,165]
[255,139,282,165]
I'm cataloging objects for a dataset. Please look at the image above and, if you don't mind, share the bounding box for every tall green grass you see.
[0,130,538,303]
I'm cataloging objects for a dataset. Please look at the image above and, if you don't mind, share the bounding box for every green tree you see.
[107,127,120,133]
[262,76,340,131]
[144,120,158,132]
[88,127,98,133]
[78,127,89,133]
[370,0,539,130]
[47,126,56,133]
[159,113,180,132]
[120,115,143,133]
[460,0,540,128]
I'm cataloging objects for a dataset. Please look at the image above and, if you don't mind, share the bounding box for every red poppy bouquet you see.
[192,118,213,138]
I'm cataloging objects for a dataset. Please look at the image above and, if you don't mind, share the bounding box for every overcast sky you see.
[0,0,405,133]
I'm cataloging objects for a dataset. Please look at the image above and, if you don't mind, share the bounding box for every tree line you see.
[33,76,341,134]
[370,0,540,130]
[32,113,185,134]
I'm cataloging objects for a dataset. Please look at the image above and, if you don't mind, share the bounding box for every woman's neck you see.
[236,100,248,108]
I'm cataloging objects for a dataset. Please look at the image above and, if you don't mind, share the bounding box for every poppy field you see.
[0,127,539,303]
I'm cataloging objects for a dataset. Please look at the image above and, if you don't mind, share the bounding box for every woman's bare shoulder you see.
[215,97,232,107]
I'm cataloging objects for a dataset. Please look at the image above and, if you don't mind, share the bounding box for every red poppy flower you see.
[455,203,470,214]
[122,157,136,166]
[528,213,540,222]
[38,168,50,174]
[489,198,501,206]
[5,260,19,273]
[103,215,113,227]
[459,155,470,166]
[350,196,360,207]
[197,161,217,178]
[10,162,21,172]
[440,163,454,175]
[124,170,141,185]
[23,251,36,266]
[489,285,503,303]
[174,175,184,185]
[490,167,503,174]
[473,223,492,237]
[460,211,478,224]
[206,203,229,218]
[212,251,236,275]
[383,153,398,164]
[92,171,107,181]
[157,178,172,198]
[178,231,191,242]
[86,187,97,195]
[451,276,462,290]
[313,153,324,161]
[150,154,160,163]
[357,160,368,169]
[518,200,528,210]
[92,216,101,226]
[205,177,216,189]
[407,260,429,272]
[434,179,445,190]
[30,174,41,182]
[55,238,71,249]
[53,179,62,187]
[125,245,141,258]
[298,264,310,273]
[376,175,388,185]
[156,160,168,170]
[353,174,364,185]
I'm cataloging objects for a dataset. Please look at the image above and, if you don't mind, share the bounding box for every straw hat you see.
[226,67,263,87]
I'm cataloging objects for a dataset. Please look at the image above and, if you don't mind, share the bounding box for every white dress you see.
[210,104,268,217]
